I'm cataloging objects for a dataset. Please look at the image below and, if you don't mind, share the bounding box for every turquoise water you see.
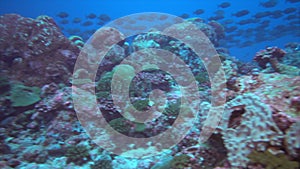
[1,0,299,61]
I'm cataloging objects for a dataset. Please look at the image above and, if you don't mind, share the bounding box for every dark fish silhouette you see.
[238,19,259,25]
[232,30,244,36]
[81,21,94,26]
[218,2,231,8]
[225,26,238,33]
[289,20,300,25]
[273,25,288,32]
[57,12,69,18]
[224,34,234,40]
[98,14,111,22]
[270,10,283,18]
[72,17,82,24]
[244,28,255,35]
[97,20,105,25]
[283,7,297,14]
[286,0,300,3]
[66,28,81,34]
[260,0,278,8]
[286,14,298,20]
[179,13,190,19]
[259,20,270,27]
[193,9,204,15]
[232,10,250,17]
[222,19,234,24]
[86,13,97,19]
[214,10,225,16]
[239,40,254,47]
[84,29,96,35]
[60,19,69,24]
[209,15,225,21]
[253,11,271,18]
[226,37,240,44]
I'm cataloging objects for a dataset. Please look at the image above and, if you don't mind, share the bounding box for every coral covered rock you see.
[284,121,300,158]
[0,14,79,86]
[232,73,300,117]
[254,46,300,75]
[65,145,91,165]
[254,46,286,69]
[219,93,283,168]
[91,159,113,169]
[9,83,41,107]
[0,14,67,59]
[186,18,224,46]
[248,150,299,169]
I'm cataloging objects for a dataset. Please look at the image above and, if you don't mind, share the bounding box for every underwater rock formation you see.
[0,14,80,87]
[254,46,300,76]
[220,93,283,168]
[185,18,225,47]
[199,71,300,168]
[254,46,286,70]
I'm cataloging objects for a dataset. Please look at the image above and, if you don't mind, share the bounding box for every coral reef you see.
[21,145,48,164]
[91,159,113,169]
[0,14,67,58]
[218,69,300,167]
[65,145,91,165]
[254,46,300,75]
[8,83,41,107]
[186,18,225,46]
[108,117,132,134]
[0,13,299,169]
[219,93,283,168]
[284,121,300,158]
[0,14,79,86]
[199,71,300,168]
[254,46,286,69]
[151,154,192,169]
[248,150,299,169]
[231,73,300,117]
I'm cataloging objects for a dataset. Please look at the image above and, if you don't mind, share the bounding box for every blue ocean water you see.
[0,0,299,62]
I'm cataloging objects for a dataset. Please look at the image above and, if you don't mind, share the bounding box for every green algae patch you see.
[9,83,41,107]
[248,150,299,169]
